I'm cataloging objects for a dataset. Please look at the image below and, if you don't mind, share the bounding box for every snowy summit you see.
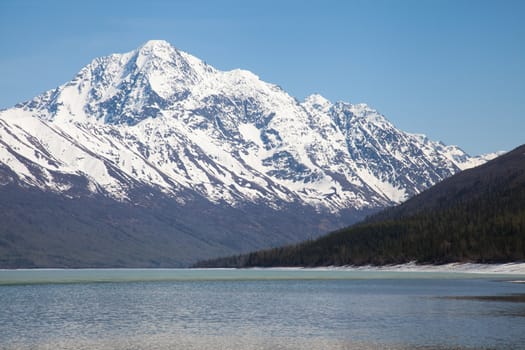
[0,40,496,213]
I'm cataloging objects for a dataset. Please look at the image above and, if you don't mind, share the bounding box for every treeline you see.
[196,147,525,268]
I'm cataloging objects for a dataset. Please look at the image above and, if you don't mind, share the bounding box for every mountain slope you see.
[196,145,525,267]
[0,181,364,268]
[0,40,497,267]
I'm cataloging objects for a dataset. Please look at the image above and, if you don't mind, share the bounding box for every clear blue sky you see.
[1,0,523,155]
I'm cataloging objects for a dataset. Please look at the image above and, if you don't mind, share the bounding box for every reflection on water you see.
[444,293,525,303]
[442,293,525,319]
[1,270,524,350]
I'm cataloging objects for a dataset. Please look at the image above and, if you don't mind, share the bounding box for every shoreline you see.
[316,262,525,275]
[2,262,525,274]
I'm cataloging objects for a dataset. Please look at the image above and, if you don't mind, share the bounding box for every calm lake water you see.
[1,269,524,350]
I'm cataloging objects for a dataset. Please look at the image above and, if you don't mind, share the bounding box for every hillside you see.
[0,181,364,268]
[196,145,525,267]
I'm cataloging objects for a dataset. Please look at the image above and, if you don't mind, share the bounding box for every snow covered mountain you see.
[0,40,498,267]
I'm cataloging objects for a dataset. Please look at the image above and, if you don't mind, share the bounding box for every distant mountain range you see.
[0,40,499,268]
[196,145,525,267]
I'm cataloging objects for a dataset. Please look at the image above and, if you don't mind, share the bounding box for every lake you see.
[1,268,524,349]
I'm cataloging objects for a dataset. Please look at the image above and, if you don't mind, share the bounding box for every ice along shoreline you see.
[327,261,525,274]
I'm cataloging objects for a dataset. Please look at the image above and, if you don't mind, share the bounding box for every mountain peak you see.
[140,39,174,51]
[345,102,390,125]
[135,39,180,66]
[305,93,331,105]
[303,94,332,112]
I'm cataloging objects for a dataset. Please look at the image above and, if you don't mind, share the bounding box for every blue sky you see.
[0,0,523,155]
